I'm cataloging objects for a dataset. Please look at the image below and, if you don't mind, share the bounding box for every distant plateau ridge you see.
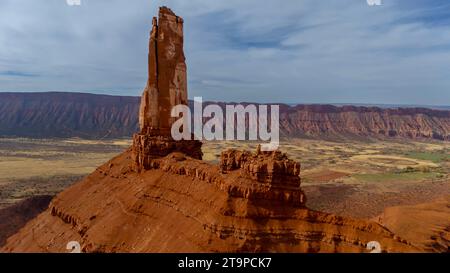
[0,92,449,140]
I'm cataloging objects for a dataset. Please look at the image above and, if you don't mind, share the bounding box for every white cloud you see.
[0,0,449,105]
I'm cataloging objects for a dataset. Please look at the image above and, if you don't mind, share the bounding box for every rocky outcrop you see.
[132,134,202,171]
[221,147,301,186]
[220,147,306,207]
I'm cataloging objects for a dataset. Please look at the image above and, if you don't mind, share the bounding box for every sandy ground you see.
[0,138,130,208]
[0,137,449,219]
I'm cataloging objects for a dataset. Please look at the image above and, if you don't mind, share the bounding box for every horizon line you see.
[0,90,449,109]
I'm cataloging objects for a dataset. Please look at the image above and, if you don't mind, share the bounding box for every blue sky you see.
[0,0,449,105]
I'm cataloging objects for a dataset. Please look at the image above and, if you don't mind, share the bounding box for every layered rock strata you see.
[220,148,306,207]
[132,134,202,172]
[0,93,449,140]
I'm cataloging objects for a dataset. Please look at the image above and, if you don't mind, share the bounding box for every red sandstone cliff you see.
[0,92,139,139]
[279,104,450,140]
[0,92,448,141]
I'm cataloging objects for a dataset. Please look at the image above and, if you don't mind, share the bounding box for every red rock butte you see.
[1,7,420,253]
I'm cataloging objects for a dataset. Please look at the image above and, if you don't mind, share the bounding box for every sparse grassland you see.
[203,138,450,219]
[0,137,449,219]
[0,138,130,208]
[405,151,450,163]
[352,172,439,183]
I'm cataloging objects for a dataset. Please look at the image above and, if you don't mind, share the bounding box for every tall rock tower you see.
[133,7,202,171]
[139,6,188,135]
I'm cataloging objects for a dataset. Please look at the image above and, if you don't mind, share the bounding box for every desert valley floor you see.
[0,137,448,218]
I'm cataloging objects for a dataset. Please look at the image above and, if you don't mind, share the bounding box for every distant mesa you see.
[0,92,448,141]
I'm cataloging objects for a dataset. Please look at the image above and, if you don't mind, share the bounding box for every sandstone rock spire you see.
[139,6,188,135]
[133,7,202,171]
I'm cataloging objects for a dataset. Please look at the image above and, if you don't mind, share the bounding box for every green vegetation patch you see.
[405,151,450,163]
